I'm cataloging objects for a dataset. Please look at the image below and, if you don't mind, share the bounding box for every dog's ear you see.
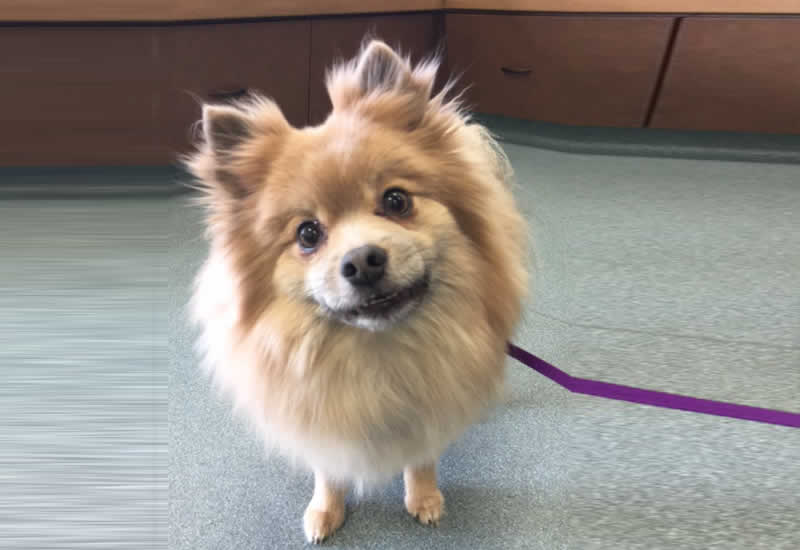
[193,99,289,199]
[203,104,252,158]
[356,40,410,94]
[327,40,436,129]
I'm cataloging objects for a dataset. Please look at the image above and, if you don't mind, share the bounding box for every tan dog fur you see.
[188,40,528,543]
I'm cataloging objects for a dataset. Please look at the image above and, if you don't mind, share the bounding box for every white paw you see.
[303,505,345,544]
[405,489,444,526]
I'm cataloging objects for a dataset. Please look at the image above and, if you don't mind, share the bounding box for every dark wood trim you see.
[644,17,682,127]
[444,10,800,17]
[306,17,316,128]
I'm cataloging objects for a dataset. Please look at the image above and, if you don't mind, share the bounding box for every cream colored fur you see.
[188,40,528,543]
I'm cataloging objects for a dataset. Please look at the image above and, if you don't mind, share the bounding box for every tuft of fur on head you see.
[187,40,529,486]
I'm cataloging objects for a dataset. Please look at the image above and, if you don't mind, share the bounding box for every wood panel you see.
[446,0,800,14]
[4,0,800,22]
[0,27,165,166]
[162,20,310,154]
[650,17,800,134]
[446,14,674,127]
[0,1,442,22]
[308,14,440,125]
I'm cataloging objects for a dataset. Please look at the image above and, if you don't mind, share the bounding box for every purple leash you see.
[507,343,800,429]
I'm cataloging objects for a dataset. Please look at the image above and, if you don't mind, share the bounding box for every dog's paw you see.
[405,489,444,526]
[303,505,345,544]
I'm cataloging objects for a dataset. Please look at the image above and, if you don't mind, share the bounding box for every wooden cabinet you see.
[3,12,798,167]
[162,20,310,154]
[0,21,310,166]
[0,27,165,165]
[446,14,674,127]
[308,14,439,125]
[649,17,800,134]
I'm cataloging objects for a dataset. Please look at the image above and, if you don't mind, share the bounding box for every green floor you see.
[2,126,799,549]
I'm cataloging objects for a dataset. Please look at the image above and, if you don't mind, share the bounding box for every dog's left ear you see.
[328,40,436,128]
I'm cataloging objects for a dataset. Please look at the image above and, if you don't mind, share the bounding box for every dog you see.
[188,39,528,543]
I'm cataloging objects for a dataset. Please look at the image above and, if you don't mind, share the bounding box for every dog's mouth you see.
[351,277,429,317]
[327,274,430,325]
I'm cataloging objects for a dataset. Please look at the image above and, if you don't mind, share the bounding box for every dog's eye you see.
[382,189,412,216]
[297,221,323,251]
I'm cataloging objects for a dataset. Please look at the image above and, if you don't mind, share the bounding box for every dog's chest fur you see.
[193,254,505,482]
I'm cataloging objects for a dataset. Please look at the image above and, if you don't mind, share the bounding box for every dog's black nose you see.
[341,245,387,286]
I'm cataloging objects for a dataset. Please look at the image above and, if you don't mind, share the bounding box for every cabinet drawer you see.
[650,17,800,134]
[446,14,673,127]
[308,14,439,125]
[163,20,310,152]
[0,27,164,166]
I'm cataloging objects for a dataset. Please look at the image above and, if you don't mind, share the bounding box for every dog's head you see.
[189,41,526,335]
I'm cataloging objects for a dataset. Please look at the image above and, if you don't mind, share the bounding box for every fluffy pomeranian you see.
[188,40,528,543]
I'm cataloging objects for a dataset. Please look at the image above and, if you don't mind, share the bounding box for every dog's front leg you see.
[303,470,346,544]
[403,462,445,526]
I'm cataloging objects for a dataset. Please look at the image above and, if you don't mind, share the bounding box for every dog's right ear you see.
[203,104,252,159]
[191,98,289,199]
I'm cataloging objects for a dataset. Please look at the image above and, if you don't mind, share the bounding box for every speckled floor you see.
[2,129,798,550]
[168,138,799,549]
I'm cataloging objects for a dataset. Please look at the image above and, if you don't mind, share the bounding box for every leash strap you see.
[507,343,800,429]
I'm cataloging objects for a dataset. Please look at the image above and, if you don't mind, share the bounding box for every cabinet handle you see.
[500,67,533,76]
[207,87,249,102]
